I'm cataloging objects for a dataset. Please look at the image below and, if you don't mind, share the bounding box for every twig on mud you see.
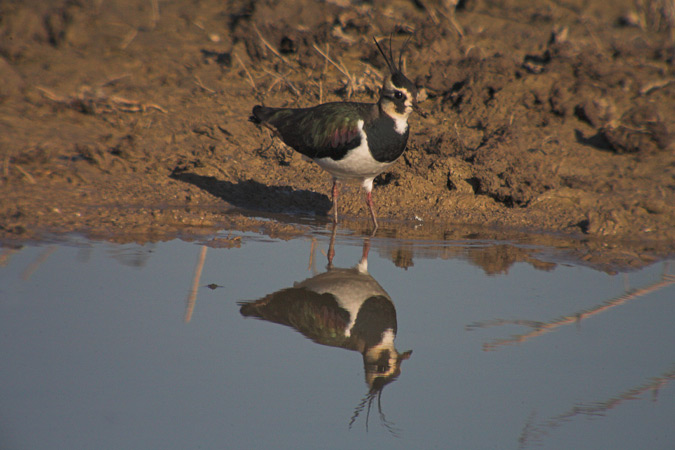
[262,67,301,96]
[312,43,354,83]
[312,43,357,99]
[36,86,65,102]
[639,78,675,95]
[149,0,160,29]
[13,164,36,184]
[194,75,216,94]
[109,95,167,113]
[417,0,440,24]
[253,24,295,70]
[266,76,282,93]
[37,86,167,114]
[361,61,383,80]
[120,28,138,50]
[416,0,464,37]
[234,52,257,91]
[463,44,484,59]
[448,14,465,38]
[100,74,132,87]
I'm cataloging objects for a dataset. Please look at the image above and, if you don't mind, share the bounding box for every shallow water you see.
[1,226,674,449]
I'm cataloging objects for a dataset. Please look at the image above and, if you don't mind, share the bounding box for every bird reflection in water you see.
[238,226,412,435]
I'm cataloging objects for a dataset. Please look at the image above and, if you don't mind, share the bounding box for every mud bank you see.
[1,0,674,266]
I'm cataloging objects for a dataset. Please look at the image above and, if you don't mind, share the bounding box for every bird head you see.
[374,36,425,121]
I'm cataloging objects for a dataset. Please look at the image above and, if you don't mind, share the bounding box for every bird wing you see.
[239,287,353,347]
[252,102,376,160]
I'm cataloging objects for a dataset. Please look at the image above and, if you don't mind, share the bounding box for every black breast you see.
[364,115,409,163]
[350,295,397,347]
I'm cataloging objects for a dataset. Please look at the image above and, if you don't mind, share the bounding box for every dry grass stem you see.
[37,86,167,114]
[14,164,36,184]
[194,76,216,94]
[100,74,132,87]
[312,43,357,98]
[149,0,160,29]
[235,52,257,91]
[639,78,675,95]
[312,43,354,82]
[120,28,138,50]
[262,68,301,97]
[253,25,295,69]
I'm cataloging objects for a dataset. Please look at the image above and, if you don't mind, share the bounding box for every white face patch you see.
[380,328,395,346]
[381,82,413,134]
[364,328,399,377]
[381,100,411,134]
[313,120,393,186]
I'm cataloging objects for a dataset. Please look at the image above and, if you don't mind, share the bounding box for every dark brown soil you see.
[1,0,674,268]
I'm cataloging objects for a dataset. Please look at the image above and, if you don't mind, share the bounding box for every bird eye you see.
[394,91,404,99]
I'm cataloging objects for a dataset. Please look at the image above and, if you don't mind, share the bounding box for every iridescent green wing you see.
[239,288,353,348]
[259,102,374,159]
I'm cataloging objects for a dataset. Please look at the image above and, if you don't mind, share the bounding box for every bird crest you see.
[373,34,411,77]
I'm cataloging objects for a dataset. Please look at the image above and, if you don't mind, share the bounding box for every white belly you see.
[312,120,392,186]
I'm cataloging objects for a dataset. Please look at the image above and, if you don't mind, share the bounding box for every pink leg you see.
[327,222,337,267]
[366,191,378,230]
[331,179,339,223]
[361,237,371,262]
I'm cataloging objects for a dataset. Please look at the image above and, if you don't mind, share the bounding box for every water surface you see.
[1,227,673,449]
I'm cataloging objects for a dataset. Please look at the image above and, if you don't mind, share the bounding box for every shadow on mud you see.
[171,170,332,217]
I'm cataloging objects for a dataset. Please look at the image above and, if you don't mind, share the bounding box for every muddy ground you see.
[1,0,674,270]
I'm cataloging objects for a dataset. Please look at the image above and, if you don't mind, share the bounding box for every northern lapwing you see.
[239,231,412,411]
[249,37,423,229]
